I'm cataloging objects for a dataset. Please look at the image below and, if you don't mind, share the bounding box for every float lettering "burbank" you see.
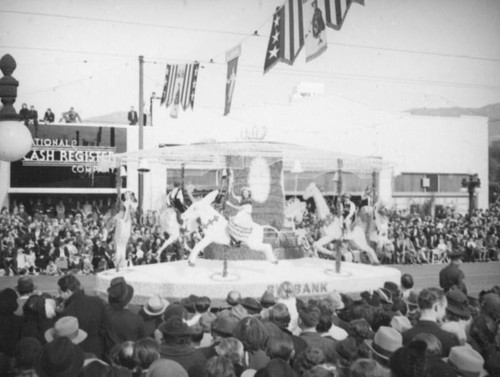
[267,282,328,295]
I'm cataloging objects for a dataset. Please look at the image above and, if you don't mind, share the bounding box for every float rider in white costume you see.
[113,191,137,272]
[341,192,356,240]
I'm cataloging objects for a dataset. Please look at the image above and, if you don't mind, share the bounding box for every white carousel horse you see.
[284,198,317,258]
[302,182,380,265]
[181,190,280,266]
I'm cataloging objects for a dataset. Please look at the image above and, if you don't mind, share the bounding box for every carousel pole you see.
[336,158,343,273]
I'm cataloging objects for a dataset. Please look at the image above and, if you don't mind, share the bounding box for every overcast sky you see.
[1,0,500,121]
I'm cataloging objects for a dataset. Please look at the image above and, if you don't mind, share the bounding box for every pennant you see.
[160,62,199,113]
[324,0,363,30]
[303,0,328,62]
[263,0,304,74]
[224,45,241,116]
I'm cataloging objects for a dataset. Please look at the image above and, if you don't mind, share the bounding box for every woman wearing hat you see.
[226,186,254,244]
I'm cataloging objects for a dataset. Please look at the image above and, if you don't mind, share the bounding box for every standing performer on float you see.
[226,185,254,244]
[341,192,356,239]
[113,191,137,272]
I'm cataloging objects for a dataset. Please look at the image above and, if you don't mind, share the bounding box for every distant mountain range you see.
[84,111,129,124]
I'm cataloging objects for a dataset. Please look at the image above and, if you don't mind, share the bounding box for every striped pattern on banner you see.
[324,0,350,30]
[160,64,178,107]
[181,62,199,111]
[160,63,199,110]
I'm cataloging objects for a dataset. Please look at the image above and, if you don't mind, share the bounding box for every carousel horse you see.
[302,182,380,265]
[284,198,318,257]
[181,190,281,266]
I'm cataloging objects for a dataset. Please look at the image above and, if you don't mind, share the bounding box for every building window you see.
[394,173,468,193]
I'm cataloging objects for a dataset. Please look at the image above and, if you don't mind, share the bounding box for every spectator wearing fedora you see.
[57,274,109,359]
[365,326,402,370]
[441,289,471,345]
[106,277,145,344]
[439,250,468,295]
[447,345,486,377]
[45,316,87,345]
[0,288,23,357]
[402,288,459,357]
[468,292,500,376]
[158,316,207,375]
[34,337,84,377]
[199,314,240,360]
[15,275,36,316]
[241,297,262,316]
[298,304,337,365]
[139,294,169,338]
[260,289,276,309]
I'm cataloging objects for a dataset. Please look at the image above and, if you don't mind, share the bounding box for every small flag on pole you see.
[263,0,304,74]
[224,45,241,116]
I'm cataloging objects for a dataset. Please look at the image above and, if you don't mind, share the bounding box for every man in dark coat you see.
[439,251,467,295]
[127,106,138,125]
[106,277,145,344]
[0,288,23,357]
[402,287,459,357]
[57,274,109,359]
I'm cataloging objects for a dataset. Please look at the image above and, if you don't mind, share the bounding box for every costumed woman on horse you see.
[226,186,254,245]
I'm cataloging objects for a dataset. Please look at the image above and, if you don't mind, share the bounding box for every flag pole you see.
[138,55,144,215]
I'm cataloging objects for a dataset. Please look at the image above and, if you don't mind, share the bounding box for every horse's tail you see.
[263,226,287,245]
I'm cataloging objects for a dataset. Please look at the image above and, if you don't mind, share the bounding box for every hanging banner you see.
[224,44,241,116]
[160,62,199,114]
[263,0,304,74]
[324,0,364,30]
[303,0,328,62]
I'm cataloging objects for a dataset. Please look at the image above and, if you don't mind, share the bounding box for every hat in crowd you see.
[404,290,419,311]
[389,340,427,377]
[448,345,484,377]
[260,290,276,308]
[231,304,249,320]
[384,281,401,299]
[482,293,500,320]
[81,361,133,377]
[241,297,262,313]
[14,337,42,370]
[326,289,345,310]
[348,318,375,341]
[211,315,239,337]
[299,305,321,328]
[180,297,195,313]
[375,288,393,305]
[163,303,188,321]
[34,337,84,377]
[254,358,296,377]
[107,277,134,308]
[0,288,19,314]
[241,370,257,377]
[226,290,242,306]
[448,249,464,260]
[390,315,412,334]
[17,276,35,295]
[199,311,217,332]
[145,359,188,377]
[158,316,190,337]
[45,316,88,344]
[365,326,403,360]
[144,295,169,317]
[446,289,471,318]
[336,337,359,362]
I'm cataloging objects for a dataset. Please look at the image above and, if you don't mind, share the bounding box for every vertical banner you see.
[224,44,241,116]
[160,62,199,118]
[303,0,328,62]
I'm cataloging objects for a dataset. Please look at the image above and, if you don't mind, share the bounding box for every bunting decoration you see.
[324,0,364,30]
[160,62,200,115]
[224,44,241,116]
[303,0,328,62]
[263,0,304,74]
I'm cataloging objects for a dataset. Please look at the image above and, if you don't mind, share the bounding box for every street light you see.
[461,173,481,219]
[149,91,162,127]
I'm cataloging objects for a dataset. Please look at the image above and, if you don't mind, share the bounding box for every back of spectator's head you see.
[194,296,211,313]
[215,337,244,365]
[0,288,18,314]
[158,317,191,345]
[241,297,262,314]
[80,361,133,377]
[110,341,136,370]
[14,337,41,371]
[180,297,195,314]
[482,292,500,321]
[348,318,375,341]
[145,359,187,377]
[58,274,81,294]
[226,290,241,306]
[277,281,296,299]
[298,304,321,329]
[199,311,217,332]
[268,303,291,329]
[260,289,277,308]
[390,315,412,334]
[371,310,392,333]
[401,274,414,290]
[292,347,326,375]
[266,331,294,360]
[34,337,84,377]
[233,317,269,352]
[189,323,204,344]
[389,339,427,377]
[445,289,471,320]
[211,315,239,338]
[133,337,159,370]
[163,303,188,321]
[418,287,446,311]
[302,365,336,377]
[412,333,442,357]
[16,276,35,295]
[206,356,236,377]
[316,314,333,334]
[350,358,387,377]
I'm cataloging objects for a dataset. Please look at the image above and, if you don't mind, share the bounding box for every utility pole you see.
[138,55,144,214]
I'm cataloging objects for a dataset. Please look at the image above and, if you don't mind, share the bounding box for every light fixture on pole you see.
[0,54,33,162]
[291,160,303,197]
[138,159,150,174]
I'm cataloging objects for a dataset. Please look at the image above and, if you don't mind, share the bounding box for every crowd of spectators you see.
[1,271,499,376]
[0,196,179,278]
[297,199,500,265]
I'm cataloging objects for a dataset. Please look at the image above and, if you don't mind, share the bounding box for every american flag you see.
[263,0,304,74]
[160,62,199,110]
[324,0,364,31]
